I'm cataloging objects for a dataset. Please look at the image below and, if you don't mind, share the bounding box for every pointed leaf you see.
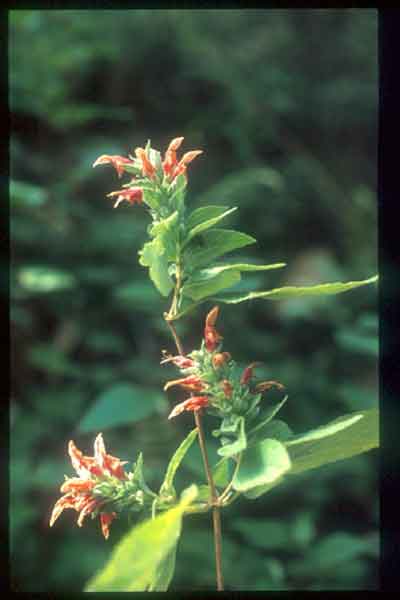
[160,428,198,494]
[232,438,291,492]
[247,396,288,439]
[285,408,379,475]
[214,275,378,304]
[186,205,231,230]
[182,269,241,301]
[184,228,256,270]
[212,458,232,487]
[85,485,197,592]
[184,207,238,244]
[148,546,177,591]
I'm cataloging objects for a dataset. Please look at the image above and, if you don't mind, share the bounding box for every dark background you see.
[10,9,378,591]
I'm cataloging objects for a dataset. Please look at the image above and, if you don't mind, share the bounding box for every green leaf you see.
[159,428,198,494]
[184,207,237,244]
[217,416,247,457]
[214,275,378,304]
[186,205,231,230]
[247,396,289,438]
[182,269,241,301]
[193,262,286,276]
[17,266,76,293]
[212,458,232,487]
[147,547,177,591]
[248,419,293,447]
[149,211,179,260]
[285,408,379,475]
[139,239,174,297]
[85,485,198,591]
[232,438,291,493]
[184,228,256,270]
[288,532,379,577]
[78,383,166,432]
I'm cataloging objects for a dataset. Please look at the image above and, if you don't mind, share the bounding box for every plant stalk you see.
[164,313,224,591]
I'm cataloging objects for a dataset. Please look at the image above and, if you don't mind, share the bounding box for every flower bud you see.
[212,352,231,368]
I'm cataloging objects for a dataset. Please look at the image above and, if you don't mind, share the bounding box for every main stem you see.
[164,316,224,591]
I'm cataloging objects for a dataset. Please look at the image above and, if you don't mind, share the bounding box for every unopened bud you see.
[212,352,231,368]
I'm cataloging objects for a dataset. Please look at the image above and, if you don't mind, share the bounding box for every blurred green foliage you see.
[10,9,378,591]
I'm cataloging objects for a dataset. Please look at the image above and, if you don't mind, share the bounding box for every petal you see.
[94,432,106,469]
[49,494,76,527]
[60,477,95,494]
[100,512,117,540]
[166,137,184,153]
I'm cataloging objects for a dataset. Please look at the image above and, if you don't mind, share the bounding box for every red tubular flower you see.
[164,375,206,393]
[93,155,134,178]
[135,147,157,179]
[49,433,127,539]
[204,306,223,352]
[168,395,209,420]
[255,380,285,393]
[240,362,261,385]
[160,353,196,369]
[107,187,143,208]
[162,136,202,181]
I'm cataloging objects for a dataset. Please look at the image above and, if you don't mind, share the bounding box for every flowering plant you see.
[50,136,378,591]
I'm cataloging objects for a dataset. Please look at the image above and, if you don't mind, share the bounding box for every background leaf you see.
[78,383,166,432]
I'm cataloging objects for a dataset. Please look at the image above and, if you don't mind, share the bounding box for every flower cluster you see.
[163,306,285,424]
[93,137,202,208]
[49,434,128,539]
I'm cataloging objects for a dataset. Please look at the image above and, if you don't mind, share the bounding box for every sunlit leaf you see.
[182,269,241,301]
[285,408,379,475]
[85,485,198,591]
[214,275,378,304]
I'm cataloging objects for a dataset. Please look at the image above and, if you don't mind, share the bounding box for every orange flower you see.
[162,136,202,181]
[49,433,127,539]
[240,362,261,385]
[93,155,134,178]
[204,306,223,352]
[107,187,143,208]
[164,375,206,392]
[255,380,285,393]
[168,395,209,419]
[160,353,197,369]
[135,147,157,179]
